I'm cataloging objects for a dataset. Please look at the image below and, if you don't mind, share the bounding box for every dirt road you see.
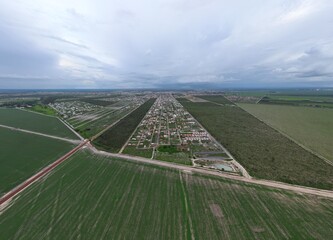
[0,124,80,144]
[0,140,88,206]
[89,144,333,199]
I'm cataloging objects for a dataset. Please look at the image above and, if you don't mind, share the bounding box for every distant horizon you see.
[1,87,333,92]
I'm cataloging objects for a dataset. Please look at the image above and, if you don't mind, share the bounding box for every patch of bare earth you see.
[209,203,224,218]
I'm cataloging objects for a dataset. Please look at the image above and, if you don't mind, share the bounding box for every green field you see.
[0,108,78,139]
[73,107,135,138]
[198,95,235,105]
[155,151,192,165]
[178,98,333,190]
[93,99,156,152]
[27,104,57,116]
[122,146,153,158]
[0,128,75,195]
[1,150,333,239]
[239,104,333,163]
[258,95,333,108]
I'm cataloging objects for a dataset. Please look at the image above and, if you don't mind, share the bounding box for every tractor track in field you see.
[0,124,80,144]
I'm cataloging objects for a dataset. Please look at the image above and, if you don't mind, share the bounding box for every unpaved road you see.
[0,124,80,144]
[89,144,333,199]
[0,140,88,206]
[1,139,333,210]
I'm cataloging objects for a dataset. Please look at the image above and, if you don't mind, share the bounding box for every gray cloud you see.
[0,0,332,89]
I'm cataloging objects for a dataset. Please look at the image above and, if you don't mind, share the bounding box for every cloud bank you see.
[0,0,332,89]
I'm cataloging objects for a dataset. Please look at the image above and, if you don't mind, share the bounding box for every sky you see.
[0,0,333,89]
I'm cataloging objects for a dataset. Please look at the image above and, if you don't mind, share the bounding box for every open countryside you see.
[1,90,333,240]
[178,96,333,189]
[2,1,333,238]
[1,150,333,240]
[239,103,333,164]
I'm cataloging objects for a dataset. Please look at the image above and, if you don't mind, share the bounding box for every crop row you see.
[93,98,156,152]
[178,97,333,190]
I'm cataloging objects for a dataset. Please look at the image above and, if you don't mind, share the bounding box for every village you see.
[126,94,222,153]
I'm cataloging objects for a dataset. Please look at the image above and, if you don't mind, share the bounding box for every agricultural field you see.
[197,95,235,105]
[239,104,333,163]
[0,127,75,195]
[1,150,333,239]
[71,105,137,139]
[93,98,156,152]
[258,95,333,108]
[178,97,333,190]
[122,145,153,158]
[52,95,149,138]
[155,151,191,165]
[0,108,79,140]
[27,104,57,116]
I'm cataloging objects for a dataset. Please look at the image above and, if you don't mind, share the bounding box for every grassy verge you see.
[93,98,156,152]
[122,146,153,158]
[155,151,192,165]
[178,97,333,190]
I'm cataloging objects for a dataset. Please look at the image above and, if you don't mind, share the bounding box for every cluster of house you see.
[50,101,101,119]
[126,95,216,151]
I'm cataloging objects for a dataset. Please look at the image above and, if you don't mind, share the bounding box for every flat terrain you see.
[0,127,74,195]
[93,98,156,152]
[258,95,333,108]
[178,97,333,190]
[1,150,333,239]
[199,95,235,105]
[239,104,333,163]
[0,108,78,139]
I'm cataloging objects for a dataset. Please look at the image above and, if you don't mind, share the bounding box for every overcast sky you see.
[0,0,333,89]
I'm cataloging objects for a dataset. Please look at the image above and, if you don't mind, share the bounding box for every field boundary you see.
[175,96,251,178]
[179,172,195,240]
[57,117,84,140]
[90,101,147,142]
[0,124,80,144]
[88,145,333,199]
[17,107,57,118]
[119,98,158,154]
[0,140,88,206]
[238,104,333,167]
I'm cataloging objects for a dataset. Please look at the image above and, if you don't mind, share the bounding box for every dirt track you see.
[0,124,80,144]
[89,144,333,199]
[1,139,333,209]
[0,140,88,206]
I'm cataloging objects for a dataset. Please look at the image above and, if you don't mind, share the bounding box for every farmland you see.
[0,127,75,195]
[258,95,333,108]
[239,104,333,163]
[198,95,235,105]
[93,98,156,152]
[178,97,333,190]
[72,106,137,138]
[51,95,149,138]
[0,108,78,139]
[1,150,333,239]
